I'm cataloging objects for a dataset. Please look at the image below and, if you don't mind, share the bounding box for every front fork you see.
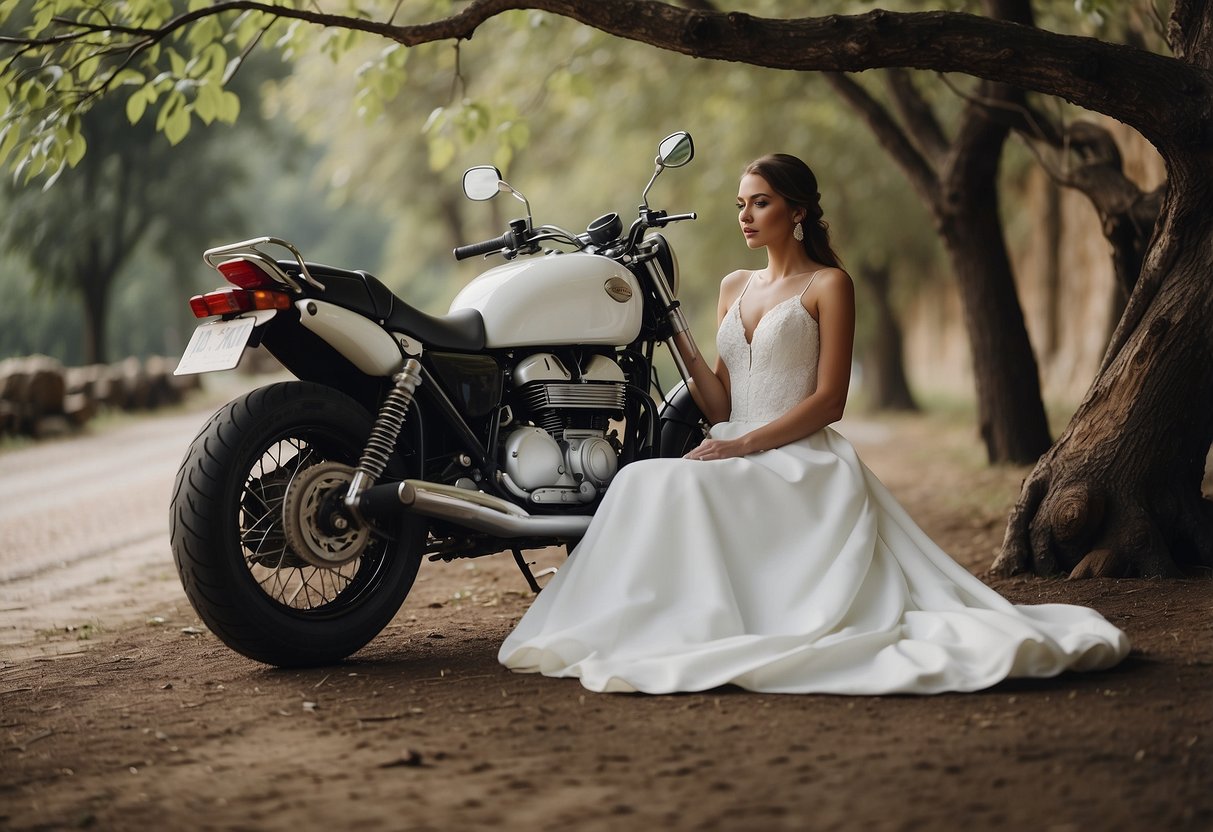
[644,259,701,383]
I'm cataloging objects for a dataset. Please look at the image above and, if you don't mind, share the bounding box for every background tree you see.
[818,0,1051,462]
[855,260,919,412]
[3,1,1210,578]
[0,91,251,363]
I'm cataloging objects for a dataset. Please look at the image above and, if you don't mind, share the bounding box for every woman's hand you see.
[683,436,751,461]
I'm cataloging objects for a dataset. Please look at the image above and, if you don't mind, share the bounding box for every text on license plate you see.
[174,317,257,375]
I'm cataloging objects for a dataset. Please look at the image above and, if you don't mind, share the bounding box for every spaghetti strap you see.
[799,268,826,299]
[738,270,757,302]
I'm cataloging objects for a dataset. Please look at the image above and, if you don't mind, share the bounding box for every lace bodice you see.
[716,292,820,424]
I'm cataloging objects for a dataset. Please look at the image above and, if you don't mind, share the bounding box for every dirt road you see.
[0,402,225,656]
[1,390,1210,831]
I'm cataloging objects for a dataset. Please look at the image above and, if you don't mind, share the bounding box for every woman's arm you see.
[672,270,748,425]
[685,269,855,459]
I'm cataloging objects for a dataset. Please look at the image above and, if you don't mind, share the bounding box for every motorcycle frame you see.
[242,261,685,551]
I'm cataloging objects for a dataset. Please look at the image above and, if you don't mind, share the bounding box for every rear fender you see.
[295,300,406,377]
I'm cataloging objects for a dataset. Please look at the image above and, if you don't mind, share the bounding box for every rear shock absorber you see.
[344,359,423,518]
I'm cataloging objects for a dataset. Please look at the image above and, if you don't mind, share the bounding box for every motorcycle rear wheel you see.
[169,381,424,667]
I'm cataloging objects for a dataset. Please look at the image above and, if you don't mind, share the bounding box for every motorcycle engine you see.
[501,353,626,504]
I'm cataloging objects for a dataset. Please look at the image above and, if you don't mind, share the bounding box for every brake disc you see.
[282,461,371,568]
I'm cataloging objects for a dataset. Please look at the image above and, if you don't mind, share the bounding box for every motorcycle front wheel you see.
[657,380,709,458]
[169,381,424,667]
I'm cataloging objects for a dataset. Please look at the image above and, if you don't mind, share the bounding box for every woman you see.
[498,153,1129,695]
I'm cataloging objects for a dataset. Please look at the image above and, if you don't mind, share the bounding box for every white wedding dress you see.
[498,283,1130,694]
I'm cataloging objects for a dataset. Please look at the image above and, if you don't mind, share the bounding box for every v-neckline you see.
[737,294,809,347]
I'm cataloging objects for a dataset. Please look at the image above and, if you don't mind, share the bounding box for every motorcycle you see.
[170,131,708,667]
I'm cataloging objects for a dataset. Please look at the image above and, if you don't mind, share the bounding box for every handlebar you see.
[454,209,696,263]
[658,212,697,225]
[453,231,516,261]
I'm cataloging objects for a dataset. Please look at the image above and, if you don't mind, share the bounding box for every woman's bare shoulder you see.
[718,271,747,292]
[813,267,852,291]
[811,268,854,303]
[720,269,753,291]
[718,269,753,304]
[805,268,854,319]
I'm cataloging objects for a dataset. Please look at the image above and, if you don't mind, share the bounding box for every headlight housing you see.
[649,233,680,297]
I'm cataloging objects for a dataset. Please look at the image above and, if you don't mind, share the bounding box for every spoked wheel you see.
[170,381,424,667]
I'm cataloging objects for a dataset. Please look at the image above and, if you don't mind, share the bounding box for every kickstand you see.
[512,548,543,594]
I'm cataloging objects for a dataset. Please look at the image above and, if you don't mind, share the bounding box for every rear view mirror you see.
[463,166,503,201]
[657,132,694,168]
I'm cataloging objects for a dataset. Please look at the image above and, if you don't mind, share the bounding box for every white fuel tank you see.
[449,253,643,348]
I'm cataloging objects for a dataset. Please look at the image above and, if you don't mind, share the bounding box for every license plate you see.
[174,317,257,375]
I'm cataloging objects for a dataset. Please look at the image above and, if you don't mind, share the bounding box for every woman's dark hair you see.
[744,154,843,269]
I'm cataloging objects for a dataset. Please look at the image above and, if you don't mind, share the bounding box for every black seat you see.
[384,304,486,352]
[278,260,486,352]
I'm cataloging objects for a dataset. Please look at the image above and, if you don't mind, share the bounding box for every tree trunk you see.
[80,263,109,366]
[937,86,1053,464]
[938,212,1051,462]
[994,153,1213,577]
[1041,177,1062,359]
[857,262,918,411]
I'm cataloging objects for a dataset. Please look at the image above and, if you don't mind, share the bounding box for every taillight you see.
[188,288,292,318]
[217,258,276,289]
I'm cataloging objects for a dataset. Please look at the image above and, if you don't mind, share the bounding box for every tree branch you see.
[937,71,1164,299]
[4,1,1209,150]
[883,69,949,165]
[1169,0,1213,70]
[822,72,940,206]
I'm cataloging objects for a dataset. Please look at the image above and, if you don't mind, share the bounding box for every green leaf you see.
[493,143,513,173]
[508,120,530,148]
[200,43,228,79]
[65,133,86,167]
[110,69,147,88]
[126,88,149,124]
[383,43,407,70]
[215,91,240,123]
[422,106,446,134]
[21,79,47,110]
[186,13,224,54]
[194,82,218,124]
[164,106,190,145]
[42,159,67,191]
[0,124,19,168]
[354,87,381,123]
[155,92,182,131]
[32,5,54,34]
[428,135,455,172]
[77,55,100,83]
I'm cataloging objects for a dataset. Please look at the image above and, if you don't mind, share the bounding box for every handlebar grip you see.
[453,232,514,261]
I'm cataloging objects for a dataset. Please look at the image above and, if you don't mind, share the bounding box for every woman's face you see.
[737,172,799,250]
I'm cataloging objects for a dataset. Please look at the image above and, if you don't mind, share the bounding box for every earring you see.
[793,222,804,242]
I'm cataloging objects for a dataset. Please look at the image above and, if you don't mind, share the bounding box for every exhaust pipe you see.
[360,479,592,538]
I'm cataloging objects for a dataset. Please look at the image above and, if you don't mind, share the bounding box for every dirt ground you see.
[1,397,1211,831]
